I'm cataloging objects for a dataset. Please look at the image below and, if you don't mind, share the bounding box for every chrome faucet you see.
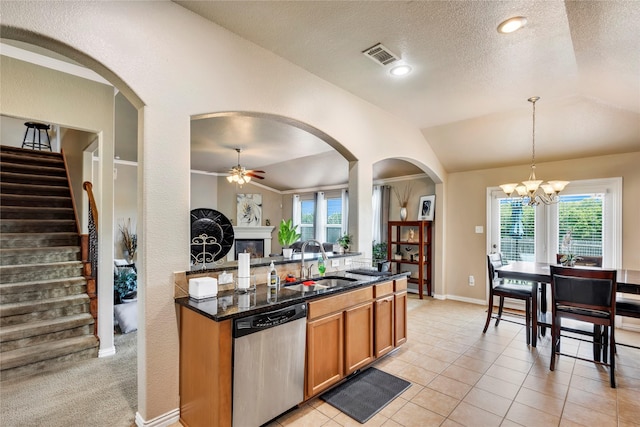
[300,239,328,279]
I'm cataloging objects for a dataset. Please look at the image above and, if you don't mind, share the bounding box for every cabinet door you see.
[344,302,374,374]
[306,312,344,398]
[374,295,395,357]
[394,291,408,347]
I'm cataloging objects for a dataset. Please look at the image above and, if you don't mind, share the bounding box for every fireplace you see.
[235,239,264,259]
[227,226,274,262]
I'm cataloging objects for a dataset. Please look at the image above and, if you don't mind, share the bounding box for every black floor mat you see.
[320,368,411,423]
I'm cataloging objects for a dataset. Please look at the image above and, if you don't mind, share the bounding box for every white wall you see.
[1,2,446,422]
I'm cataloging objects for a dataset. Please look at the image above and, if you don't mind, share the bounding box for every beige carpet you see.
[1,331,137,427]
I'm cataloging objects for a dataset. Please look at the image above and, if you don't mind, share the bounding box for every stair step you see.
[0,206,75,220]
[0,193,72,208]
[0,277,87,304]
[0,335,99,380]
[0,232,79,248]
[1,181,71,197]
[0,313,94,348]
[0,246,81,266]
[0,162,66,178]
[0,219,77,234]
[0,145,63,161]
[1,294,90,326]
[0,261,83,284]
[0,171,68,187]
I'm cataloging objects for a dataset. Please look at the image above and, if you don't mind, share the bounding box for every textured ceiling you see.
[176,0,640,178]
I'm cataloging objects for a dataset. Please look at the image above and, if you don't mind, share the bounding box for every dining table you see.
[496,261,640,329]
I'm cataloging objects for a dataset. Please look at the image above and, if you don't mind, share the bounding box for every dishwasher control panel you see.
[233,303,307,338]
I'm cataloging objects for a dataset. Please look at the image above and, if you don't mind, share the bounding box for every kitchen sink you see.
[284,276,358,293]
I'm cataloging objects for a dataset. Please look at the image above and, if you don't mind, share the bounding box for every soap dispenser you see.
[317,255,326,277]
[267,261,279,290]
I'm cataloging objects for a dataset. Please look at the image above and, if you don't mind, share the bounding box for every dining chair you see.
[483,253,537,347]
[550,265,617,388]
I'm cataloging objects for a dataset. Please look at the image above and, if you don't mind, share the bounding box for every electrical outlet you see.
[468,275,475,286]
[331,259,339,267]
[345,258,352,265]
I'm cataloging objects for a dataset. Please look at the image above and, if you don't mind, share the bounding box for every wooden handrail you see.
[83,181,99,230]
[83,181,99,335]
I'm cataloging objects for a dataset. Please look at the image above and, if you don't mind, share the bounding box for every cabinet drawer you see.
[374,281,393,298]
[308,287,373,320]
[394,277,408,292]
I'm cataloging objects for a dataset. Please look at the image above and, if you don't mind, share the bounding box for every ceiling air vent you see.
[362,43,399,67]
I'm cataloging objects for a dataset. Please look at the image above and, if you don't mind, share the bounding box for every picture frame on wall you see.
[417,195,435,221]
[237,194,262,226]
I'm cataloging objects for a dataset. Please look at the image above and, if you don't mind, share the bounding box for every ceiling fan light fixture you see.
[497,16,527,34]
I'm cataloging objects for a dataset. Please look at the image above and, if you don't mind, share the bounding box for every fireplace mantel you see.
[227,226,275,261]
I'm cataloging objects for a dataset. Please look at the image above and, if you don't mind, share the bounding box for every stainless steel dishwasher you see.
[232,302,307,427]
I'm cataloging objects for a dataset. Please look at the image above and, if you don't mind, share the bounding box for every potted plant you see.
[114,267,137,304]
[337,233,352,253]
[278,219,301,259]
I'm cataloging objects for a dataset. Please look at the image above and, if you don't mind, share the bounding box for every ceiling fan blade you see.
[247,170,266,174]
[246,172,264,179]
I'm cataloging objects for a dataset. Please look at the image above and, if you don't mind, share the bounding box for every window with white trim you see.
[489,178,621,268]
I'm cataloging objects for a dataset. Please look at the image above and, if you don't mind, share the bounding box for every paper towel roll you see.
[237,253,250,290]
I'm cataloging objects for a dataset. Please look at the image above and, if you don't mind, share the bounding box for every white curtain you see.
[315,191,326,242]
[372,185,390,243]
[292,194,301,228]
[341,189,349,235]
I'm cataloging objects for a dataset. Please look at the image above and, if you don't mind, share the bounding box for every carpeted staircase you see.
[0,145,99,381]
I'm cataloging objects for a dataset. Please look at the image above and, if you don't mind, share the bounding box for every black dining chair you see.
[549,265,617,388]
[483,253,537,347]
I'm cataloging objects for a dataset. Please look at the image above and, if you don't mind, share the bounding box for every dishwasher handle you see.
[233,303,307,338]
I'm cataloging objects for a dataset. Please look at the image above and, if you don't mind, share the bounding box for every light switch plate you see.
[331,259,339,267]
[475,226,484,234]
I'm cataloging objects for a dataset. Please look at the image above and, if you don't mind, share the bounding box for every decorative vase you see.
[282,248,293,259]
[400,206,408,221]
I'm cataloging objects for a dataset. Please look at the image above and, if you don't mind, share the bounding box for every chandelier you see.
[499,96,569,206]
[226,148,265,185]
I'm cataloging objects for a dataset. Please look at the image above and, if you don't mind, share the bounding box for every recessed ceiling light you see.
[389,64,412,77]
[497,16,527,34]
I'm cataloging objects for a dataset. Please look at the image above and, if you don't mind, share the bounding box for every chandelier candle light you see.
[500,97,569,206]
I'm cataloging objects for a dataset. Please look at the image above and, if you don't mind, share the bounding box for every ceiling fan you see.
[226,148,265,184]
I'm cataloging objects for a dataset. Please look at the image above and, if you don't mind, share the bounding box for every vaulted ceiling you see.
[177,0,639,187]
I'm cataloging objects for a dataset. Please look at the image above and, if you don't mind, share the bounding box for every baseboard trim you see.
[135,408,180,427]
[445,294,486,306]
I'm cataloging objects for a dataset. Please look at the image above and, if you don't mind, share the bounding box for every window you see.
[299,198,315,241]
[326,196,343,244]
[490,178,621,268]
[557,194,603,257]
[293,190,348,245]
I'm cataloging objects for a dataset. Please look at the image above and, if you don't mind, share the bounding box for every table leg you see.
[540,282,547,337]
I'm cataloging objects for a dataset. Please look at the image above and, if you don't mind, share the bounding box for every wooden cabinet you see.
[306,311,344,398]
[179,306,232,427]
[305,287,373,399]
[387,220,432,297]
[374,294,395,357]
[344,302,374,374]
[394,277,408,346]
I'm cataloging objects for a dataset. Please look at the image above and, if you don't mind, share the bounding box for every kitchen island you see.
[175,267,409,427]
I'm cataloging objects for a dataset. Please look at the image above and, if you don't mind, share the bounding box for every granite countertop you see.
[175,270,409,322]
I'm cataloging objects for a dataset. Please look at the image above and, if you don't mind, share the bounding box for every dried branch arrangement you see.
[119,218,137,259]
[393,183,413,207]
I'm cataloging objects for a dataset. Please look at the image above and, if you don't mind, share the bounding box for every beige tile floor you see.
[266,296,640,427]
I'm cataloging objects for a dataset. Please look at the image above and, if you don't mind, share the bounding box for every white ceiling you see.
[176,0,640,178]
